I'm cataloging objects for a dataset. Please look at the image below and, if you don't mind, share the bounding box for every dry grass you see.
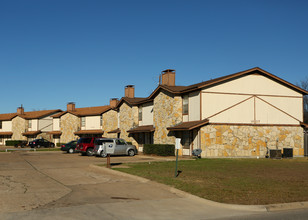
[114,158,308,205]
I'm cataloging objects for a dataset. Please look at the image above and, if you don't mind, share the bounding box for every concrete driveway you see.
[0,150,267,219]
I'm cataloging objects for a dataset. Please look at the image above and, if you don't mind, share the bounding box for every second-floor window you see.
[100,115,103,126]
[183,95,189,115]
[0,121,2,129]
[28,120,32,128]
[81,117,85,127]
[138,107,142,121]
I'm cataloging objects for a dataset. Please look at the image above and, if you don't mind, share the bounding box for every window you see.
[0,121,2,129]
[116,139,126,145]
[138,107,142,121]
[28,120,32,128]
[100,115,103,126]
[81,117,85,127]
[183,95,189,115]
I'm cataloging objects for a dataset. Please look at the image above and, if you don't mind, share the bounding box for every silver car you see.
[93,138,138,157]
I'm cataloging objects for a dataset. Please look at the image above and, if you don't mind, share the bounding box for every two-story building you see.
[0,106,62,144]
[50,101,118,145]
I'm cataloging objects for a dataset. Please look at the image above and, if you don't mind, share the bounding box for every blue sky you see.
[0,0,307,114]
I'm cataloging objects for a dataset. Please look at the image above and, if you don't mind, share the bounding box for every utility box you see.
[270,149,282,159]
[283,148,293,158]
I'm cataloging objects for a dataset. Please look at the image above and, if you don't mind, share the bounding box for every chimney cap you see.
[125,85,134,88]
[162,69,175,73]
[67,102,75,105]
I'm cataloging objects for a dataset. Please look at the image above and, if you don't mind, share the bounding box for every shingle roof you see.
[0,113,17,121]
[0,132,13,136]
[74,129,104,135]
[108,128,121,134]
[22,130,42,136]
[20,109,62,119]
[53,105,111,118]
[167,119,209,131]
[127,125,155,133]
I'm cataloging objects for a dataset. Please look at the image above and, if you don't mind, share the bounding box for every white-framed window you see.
[100,115,103,126]
[81,117,85,127]
[183,95,189,115]
[28,120,32,128]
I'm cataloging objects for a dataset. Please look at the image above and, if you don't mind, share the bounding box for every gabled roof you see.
[0,113,17,121]
[147,67,308,99]
[53,105,111,118]
[20,109,62,119]
[115,97,150,109]
[0,109,62,121]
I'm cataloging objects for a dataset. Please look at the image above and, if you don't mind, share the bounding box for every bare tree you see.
[296,77,308,123]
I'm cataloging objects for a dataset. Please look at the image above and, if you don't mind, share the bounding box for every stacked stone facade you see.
[153,91,182,144]
[200,125,304,157]
[103,110,118,138]
[11,117,27,140]
[60,113,80,143]
[119,103,138,145]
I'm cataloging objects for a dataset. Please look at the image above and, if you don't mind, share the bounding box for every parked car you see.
[76,137,99,156]
[28,139,55,148]
[14,140,28,148]
[61,140,77,154]
[93,138,138,157]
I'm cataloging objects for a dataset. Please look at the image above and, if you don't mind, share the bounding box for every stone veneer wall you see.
[60,113,80,143]
[103,110,118,138]
[153,91,182,144]
[11,117,27,140]
[200,124,304,157]
[119,103,138,145]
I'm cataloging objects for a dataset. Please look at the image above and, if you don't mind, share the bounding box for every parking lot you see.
[0,150,270,219]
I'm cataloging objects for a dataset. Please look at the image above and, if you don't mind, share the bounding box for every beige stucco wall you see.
[103,109,118,138]
[200,124,304,158]
[11,116,27,140]
[1,121,12,131]
[205,74,301,96]
[38,116,53,132]
[139,102,153,126]
[85,115,101,130]
[153,91,182,144]
[60,113,80,143]
[53,118,60,131]
[119,102,138,145]
[202,75,303,125]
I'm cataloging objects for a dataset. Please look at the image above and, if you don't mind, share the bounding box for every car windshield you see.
[77,138,91,144]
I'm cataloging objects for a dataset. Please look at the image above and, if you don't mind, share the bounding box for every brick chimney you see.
[110,98,119,108]
[17,105,24,115]
[125,85,135,98]
[67,102,76,111]
[161,69,175,86]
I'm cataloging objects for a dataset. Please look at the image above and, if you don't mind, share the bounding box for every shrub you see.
[143,144,175,156]
[6,140,26,146]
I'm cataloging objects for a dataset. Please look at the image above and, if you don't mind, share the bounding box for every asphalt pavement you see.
[0,150,307,219]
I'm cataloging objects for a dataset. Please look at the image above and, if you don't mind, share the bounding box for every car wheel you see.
[128,149,135,156]
[100,150,107,158]
[86,148,94,156]
[37,145,41,148]
[68,148,74,154]
[51,144,55,148]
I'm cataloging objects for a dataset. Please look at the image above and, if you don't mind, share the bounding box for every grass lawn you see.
[113,158,308,205]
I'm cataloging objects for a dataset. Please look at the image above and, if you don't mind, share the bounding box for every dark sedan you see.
[28,139,55,148]
[61,140,77,154]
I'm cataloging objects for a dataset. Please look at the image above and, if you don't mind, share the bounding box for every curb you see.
[89,164,268,212]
